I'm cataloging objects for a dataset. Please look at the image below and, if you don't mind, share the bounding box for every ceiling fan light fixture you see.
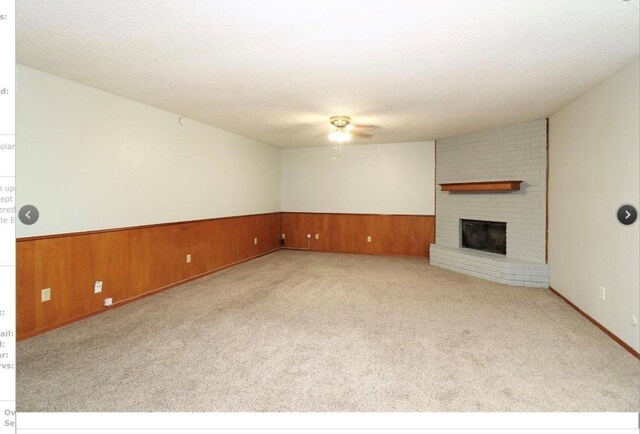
[329,129,351,142]
[329,115,351,129]
[328,116,352,143]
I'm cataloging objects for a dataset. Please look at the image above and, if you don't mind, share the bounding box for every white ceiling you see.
[17,0,640,148]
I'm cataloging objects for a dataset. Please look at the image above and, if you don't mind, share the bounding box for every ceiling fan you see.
[312,115,380,160]
[314,116,379,142]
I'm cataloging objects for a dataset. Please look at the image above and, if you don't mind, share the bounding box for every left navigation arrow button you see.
[18,205,39,225]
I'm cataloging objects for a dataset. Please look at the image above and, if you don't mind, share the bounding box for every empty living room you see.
[2,1,639,432]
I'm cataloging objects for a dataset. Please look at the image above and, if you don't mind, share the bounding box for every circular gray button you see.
[617,204,637,225]
[19,205,39,225]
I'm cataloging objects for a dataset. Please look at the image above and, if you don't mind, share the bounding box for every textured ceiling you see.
[17,0,640,148]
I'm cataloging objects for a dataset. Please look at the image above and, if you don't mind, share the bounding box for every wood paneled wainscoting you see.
[281,213,435,257]
[16,212,281,340]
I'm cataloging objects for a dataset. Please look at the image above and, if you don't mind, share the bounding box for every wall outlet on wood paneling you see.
[186,254,191,263]
[94,280,103,293]
[281,233,285,239]
[254,238,258,245]
[104,298,113,307]
[367,236,372,243]
[315,234,319,240]
[41,288,51,302]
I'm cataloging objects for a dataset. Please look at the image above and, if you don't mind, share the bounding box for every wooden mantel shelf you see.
[439,180,522,192]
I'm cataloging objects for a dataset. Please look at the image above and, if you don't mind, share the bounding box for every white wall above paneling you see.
[16,65,281,238]
[281,141,435,215]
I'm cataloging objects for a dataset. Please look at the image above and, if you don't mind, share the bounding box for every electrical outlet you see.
[94,280,103,294]
[104,298,113,307]
[307,234,311,239]
[186,254,191,263]
[367,235,372,243]
[281,233,286,239]
[315,234,320,240]
[254,238,258,245]
[41,288,51,302]
[631,315,638,327]
[599,286,606,301]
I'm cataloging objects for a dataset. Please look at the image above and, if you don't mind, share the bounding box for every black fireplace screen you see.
[461,219,506,255]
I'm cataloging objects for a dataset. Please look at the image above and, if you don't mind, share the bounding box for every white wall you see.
[549,59,639,352]
[16,65,281,237]
[435,119,548,264]
[280,141,435,215]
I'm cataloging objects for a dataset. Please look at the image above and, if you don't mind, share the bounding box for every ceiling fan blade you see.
[350,130,374,138]
[352,124,381,130]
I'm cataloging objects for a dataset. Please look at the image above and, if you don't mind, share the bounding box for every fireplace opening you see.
[461,219,506,255]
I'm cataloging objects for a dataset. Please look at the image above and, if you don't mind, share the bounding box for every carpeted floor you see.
[17,250,639,412]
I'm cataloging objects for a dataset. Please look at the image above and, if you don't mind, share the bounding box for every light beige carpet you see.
[17,250,639,412]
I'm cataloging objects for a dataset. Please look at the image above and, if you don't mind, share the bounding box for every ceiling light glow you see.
[329,130,351,143]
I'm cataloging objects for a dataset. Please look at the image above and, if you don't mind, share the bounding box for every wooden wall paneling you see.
[16,242,36,336]
[36,239,64,332]
[327,214,352,253]
[256,213,281,253]
[250,214,270,256]
[234,216,250,261]
[17,211,433,340]
[242,216,257,256]
[305,213,317,249]
[308,213,322,250]
[207,218,228,271]
[304,214,319,249]
[283,212,435,257]
[222,216,251,264]
[271,213,283,248]
[125,227,153,298]
[148,224,178,289]
[419,215,434,256]
[423,216,436,256]
[33,238,65,333]
[185,221,213,277]
[295,212,311,249]
[379,215,400,255]
[356,214,379,255]
[249,215,261,256]
[329,213,369,254]
[312,213,331,252]
[66,234,104,320]
[281,212,333,251]
[17,213,281,340]
[188,221,213,277]
[172,223,195,282]
[279,213,293,247]
[382,215,432,257]
[281,213,310,249]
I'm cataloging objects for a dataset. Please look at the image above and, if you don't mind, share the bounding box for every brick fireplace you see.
[430,119,550,288]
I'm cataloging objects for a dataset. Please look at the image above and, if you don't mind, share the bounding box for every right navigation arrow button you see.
[617,205,637,225]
